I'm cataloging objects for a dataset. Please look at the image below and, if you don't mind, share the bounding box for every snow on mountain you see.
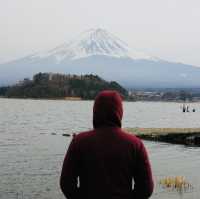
[30,28,156,63]
[1,28,200,88]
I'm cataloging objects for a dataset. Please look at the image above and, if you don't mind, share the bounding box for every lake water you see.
[0,98,200,199]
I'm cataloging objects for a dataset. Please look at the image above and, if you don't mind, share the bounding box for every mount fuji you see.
[1,28,200,88]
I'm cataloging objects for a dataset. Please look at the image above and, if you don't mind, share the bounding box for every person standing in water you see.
[60,90,154,199]
[182,104,186,112]
[186,105,190,112]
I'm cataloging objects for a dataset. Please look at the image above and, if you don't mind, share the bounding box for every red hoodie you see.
[60,90,154,199]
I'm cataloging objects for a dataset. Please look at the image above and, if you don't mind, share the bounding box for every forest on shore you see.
[0,73,128,100]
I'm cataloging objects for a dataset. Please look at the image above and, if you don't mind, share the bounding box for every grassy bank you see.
[127,128,200,146]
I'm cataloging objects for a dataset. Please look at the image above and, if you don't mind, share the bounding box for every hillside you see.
[1,73,128,99]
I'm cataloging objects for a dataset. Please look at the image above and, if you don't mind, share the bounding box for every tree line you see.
[0,73,128,99]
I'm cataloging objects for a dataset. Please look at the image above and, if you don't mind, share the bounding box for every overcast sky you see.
[1,0,200,66]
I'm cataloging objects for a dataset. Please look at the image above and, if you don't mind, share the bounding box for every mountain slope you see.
[1,28,200,88]
[30,28,155,61]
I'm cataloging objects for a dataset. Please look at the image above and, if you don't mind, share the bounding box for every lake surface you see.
[0,98,200,199]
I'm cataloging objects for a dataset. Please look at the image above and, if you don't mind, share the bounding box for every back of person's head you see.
[93,90,123,128]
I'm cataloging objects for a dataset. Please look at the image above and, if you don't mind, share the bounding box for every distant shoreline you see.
[0,96,83,101]
[1,96,200,103]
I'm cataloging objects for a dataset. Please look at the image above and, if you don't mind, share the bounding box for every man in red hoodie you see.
[60,90,154,199]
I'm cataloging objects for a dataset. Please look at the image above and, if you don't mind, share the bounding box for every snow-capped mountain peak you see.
[2,28,200,88]
[31,28,156,62]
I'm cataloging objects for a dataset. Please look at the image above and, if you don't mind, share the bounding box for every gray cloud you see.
[0,0,200,66]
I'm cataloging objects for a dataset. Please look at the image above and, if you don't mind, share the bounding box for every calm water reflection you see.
[0,98,200,199]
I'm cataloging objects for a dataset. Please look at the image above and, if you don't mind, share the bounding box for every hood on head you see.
[93,90,123,128]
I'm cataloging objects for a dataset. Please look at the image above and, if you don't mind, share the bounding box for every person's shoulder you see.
[119,129,143,147]
[73,129,95,142]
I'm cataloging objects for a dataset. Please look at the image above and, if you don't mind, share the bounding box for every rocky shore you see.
[127,128,200,146]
